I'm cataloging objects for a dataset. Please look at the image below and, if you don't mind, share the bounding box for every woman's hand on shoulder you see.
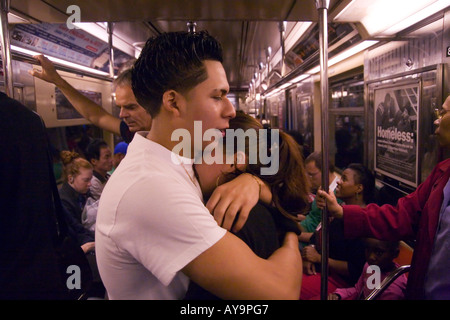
[316,188,344,219]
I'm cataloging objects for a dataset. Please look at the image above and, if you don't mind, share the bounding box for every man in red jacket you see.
[318,95,450,299]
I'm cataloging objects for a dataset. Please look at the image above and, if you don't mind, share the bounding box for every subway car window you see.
[329,73,365,170]
[332,115,364,169]
[330,76,364,109]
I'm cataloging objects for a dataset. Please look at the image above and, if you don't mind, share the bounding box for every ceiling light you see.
[307,40,378,74]
[7,12,31,24]
[383,0,449,35]
[335,0,448,36]
[290,74,310,84]
[328,40,378,65]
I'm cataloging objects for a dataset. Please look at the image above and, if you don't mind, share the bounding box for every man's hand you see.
[206,173,260,233]
[28,55,65,86]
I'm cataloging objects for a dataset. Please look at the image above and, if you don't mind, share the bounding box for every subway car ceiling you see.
[5,0,449,94]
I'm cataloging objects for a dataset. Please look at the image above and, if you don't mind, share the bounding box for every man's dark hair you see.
[131,31,223,117]
[85,139,108,162]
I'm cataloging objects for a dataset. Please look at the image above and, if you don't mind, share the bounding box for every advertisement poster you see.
[55,87,102,120]
[374,81,419,187]
[10,23,108,68]
[296,95,313,155]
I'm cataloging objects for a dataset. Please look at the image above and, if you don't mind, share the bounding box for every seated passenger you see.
[299,152,342,245]
[85,139,113,200]
[329,238,407,300]
[185,110,311,299]
[59,151,95,252]
[300,163,375,299]
[59,151,106,297]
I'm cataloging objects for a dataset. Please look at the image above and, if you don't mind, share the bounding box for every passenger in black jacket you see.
[0,92,70,299]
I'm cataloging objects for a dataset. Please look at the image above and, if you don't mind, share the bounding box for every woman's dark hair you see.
[222,111,311,222]
[131,31,223,117]
[346,163,376,204]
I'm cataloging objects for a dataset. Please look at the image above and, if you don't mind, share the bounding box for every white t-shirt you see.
[95,132,226,300]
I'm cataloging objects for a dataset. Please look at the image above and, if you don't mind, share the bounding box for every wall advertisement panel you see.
[374,80,420,187]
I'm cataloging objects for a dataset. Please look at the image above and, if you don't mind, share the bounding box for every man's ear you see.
[162,90,183,117]
[90,158,98,167]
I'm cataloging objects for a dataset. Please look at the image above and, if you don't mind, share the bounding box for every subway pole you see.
[107,22,115,78]
[315,0,330,300]
[0,0,13,97]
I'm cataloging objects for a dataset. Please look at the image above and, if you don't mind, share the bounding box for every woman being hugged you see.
[186,111,311,299]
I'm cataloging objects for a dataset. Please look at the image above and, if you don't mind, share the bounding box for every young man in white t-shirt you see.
[95,31,302,299]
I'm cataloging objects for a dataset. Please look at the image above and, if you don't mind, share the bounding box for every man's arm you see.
[29,55,121,135]
[206,173,271,232]
[182,231,302,300]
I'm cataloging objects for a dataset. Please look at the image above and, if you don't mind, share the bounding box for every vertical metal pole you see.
[279,21,286,77]
[107,22,114,78]
[0,0,13,97]
[315,0,330,300]
[266,46,272,78]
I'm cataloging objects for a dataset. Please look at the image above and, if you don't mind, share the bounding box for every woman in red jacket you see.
[317,95,450,299]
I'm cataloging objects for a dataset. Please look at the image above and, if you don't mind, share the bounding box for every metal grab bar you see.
[365,265,411,300]
[315,0,330,300]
